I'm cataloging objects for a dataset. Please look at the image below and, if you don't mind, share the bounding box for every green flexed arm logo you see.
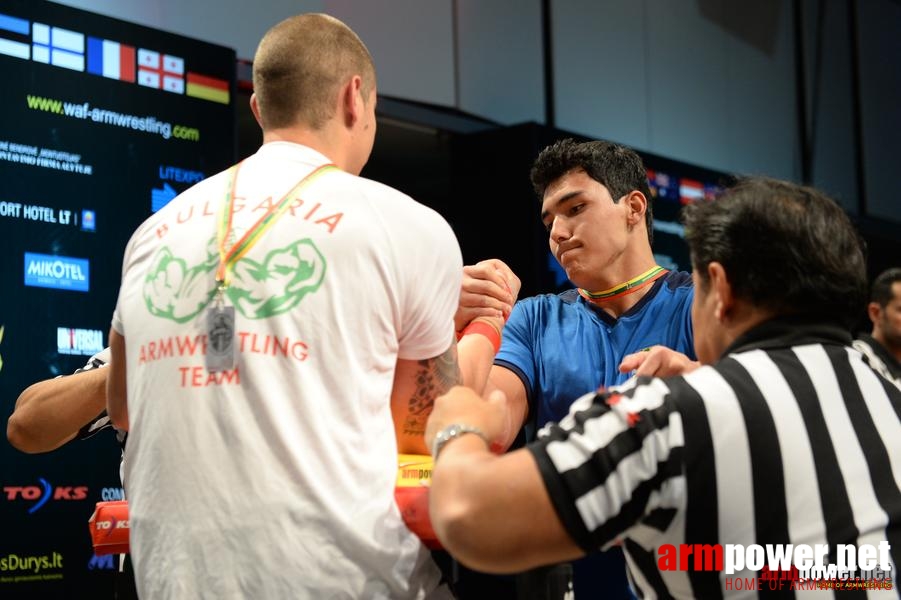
[143,236,326,322]
[224,239,326,318]
[143,237,219,323]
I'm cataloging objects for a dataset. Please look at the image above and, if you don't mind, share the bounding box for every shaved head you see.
[252,13,376,130]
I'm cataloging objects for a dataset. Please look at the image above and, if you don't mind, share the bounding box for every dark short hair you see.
[681,176,867,328]
[530,138,654,245]
[870,267,901,307]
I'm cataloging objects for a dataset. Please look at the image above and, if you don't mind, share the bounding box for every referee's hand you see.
[619,346,700,378]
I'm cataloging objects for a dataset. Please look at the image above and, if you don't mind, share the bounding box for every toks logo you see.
[4,478,88,513]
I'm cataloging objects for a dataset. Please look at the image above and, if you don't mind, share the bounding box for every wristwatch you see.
[431,423,489,459]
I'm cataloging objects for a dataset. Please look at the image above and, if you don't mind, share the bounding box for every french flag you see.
[86,37,135,82]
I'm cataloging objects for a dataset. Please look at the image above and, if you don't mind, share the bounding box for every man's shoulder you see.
[349,174,452,226]
[505,291,591,337]
[642,270,694,311]
[852,335,874,354]
[662,269,694,291]
[853,334,901,383]
[333,170,406,199]
[632,271,694,319]
[517,289,584,310]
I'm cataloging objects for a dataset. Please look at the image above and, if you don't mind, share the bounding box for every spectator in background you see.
[106,13,462,599]
[426,176,900,598]
[453,137,697,598]
[853,267,901,387]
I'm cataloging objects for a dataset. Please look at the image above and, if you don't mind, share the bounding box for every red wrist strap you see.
[460,321,501,354]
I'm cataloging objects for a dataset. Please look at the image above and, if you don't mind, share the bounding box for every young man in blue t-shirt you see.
[454,138,697,599]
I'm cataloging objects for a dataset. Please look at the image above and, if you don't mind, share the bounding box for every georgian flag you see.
[138,48,184,93]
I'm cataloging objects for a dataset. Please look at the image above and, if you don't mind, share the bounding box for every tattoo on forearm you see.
[403,346,461,436]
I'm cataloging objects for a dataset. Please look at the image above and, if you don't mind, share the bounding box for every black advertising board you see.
[0,1,236,597]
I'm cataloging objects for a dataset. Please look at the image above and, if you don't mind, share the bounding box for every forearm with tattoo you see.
[403,346,462,437]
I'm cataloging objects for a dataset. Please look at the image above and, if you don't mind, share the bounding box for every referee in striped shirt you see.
[426,176,901,598]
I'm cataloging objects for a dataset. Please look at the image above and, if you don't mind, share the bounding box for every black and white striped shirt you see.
[853,334,901,390]
[529,317,901,598]
[72,348,128,476]
[72,348,120,442]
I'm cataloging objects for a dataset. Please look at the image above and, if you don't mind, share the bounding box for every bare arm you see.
[454,258,527,449]
[7,367,107,453]
[106,329,129,431]
[426,386,584,572]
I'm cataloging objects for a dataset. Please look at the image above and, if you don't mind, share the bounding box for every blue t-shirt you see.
[497,270,695,428]
[495,270,695,598]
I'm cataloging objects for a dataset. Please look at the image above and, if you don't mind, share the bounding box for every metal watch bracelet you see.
[431,423,490,459]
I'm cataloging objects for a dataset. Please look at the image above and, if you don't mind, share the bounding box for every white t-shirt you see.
[111,142,461,599]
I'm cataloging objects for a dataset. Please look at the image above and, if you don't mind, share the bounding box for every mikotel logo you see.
[24,252,89,292]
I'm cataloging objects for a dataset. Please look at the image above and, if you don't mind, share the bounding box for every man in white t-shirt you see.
[106,14,463,599]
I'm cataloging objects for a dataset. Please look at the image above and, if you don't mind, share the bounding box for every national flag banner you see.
[647,169,680,202]
[138,68,160,88]
[186,71,230,104]
[86,37,135,82]
[0,11,31,60]
[137,47,159,69]
[163,74,184,94]
[32,22,84,71]
[679,178,705,204]
[138,48,184,93]
[163,54,183,74]
[162,54,185,93]
[655,172,671,189]
[137,47,161,87]
[704,183,722,201]
[646,169,662,198]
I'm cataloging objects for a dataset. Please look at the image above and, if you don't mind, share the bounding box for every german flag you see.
[186,71,229,104]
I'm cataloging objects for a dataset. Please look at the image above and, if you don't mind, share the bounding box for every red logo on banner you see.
[4,478,89,513]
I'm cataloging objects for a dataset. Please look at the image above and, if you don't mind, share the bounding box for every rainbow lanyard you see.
[215,161,338,288]
[578,265,668,303]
